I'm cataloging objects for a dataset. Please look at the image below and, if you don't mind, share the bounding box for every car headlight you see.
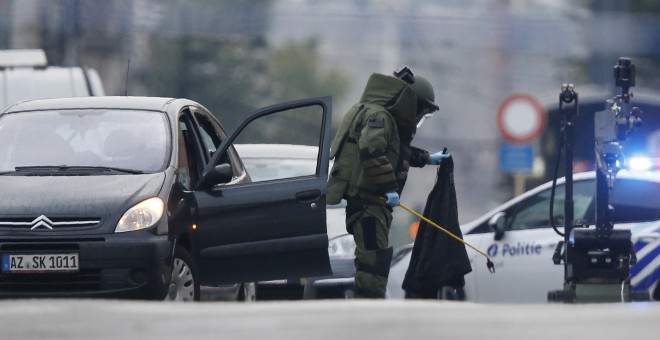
[328,234,356,259]
[115,197,164,233]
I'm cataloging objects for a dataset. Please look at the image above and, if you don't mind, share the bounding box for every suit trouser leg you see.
[348,204,393,298]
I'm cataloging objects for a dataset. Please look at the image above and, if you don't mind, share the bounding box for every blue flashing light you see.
[627,155,653,172]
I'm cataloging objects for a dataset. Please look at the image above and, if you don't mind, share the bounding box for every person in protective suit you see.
[326,67,446,298]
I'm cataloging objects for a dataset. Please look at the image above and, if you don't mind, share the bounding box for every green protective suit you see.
[327,73,429,298]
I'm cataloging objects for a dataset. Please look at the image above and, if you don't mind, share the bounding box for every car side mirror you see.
[488,212,507,241]
[198,163,233,189]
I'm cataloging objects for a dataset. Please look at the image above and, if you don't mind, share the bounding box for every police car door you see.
[470,180,595,303]
[194,97,332,285]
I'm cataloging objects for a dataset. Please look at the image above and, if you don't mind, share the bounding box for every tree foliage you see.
[146,34,348,132]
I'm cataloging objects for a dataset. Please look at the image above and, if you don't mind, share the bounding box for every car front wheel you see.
[165,245,200,301]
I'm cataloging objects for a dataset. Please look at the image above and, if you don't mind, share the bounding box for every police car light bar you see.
[627,155,655,172]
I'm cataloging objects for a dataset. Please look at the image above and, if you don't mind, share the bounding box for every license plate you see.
[2,253,79,273]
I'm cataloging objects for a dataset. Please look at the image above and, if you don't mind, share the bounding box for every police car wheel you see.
[653,282,659,301]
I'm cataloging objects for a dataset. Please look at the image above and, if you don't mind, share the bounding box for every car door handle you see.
[295,189,321,201]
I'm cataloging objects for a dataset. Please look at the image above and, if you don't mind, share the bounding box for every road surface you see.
[0,299,658,339]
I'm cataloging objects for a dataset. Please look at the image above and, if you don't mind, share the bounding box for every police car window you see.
[609,179,660,223]
[509,180,594,231]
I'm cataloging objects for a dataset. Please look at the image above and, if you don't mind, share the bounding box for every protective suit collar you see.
[359,73,418,141]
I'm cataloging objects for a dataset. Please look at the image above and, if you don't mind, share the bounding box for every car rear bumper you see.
[0,234,172,300]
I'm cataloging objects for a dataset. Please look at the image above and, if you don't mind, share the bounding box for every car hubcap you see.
[165,258,195,301]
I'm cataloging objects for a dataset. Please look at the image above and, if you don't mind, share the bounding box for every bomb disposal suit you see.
[327,72,439,298]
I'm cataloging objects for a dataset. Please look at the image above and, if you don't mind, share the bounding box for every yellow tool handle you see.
[396,202,495,273]
[398,203,489,258]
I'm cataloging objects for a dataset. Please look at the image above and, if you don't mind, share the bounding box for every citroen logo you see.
[30,215,54,230]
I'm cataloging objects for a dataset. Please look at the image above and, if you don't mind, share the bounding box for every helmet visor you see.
[415,99,439,128]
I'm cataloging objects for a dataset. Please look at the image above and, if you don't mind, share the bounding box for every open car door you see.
[193,96,332,285]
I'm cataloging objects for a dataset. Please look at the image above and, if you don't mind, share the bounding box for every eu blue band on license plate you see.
[2,253,79,273]
[2,254,10,272]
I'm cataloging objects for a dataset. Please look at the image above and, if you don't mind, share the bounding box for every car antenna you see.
[124,58,131,96]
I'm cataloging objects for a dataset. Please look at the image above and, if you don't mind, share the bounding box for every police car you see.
[387,169,660,303]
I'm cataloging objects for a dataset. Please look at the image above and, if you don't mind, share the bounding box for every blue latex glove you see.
[429,151,451,165]
[384,192,400,207]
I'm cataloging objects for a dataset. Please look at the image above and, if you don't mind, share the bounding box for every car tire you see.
[302,282,317,299]
[343,288,355,299]
[654,281,659,301]
[164,245,200,301]
[238,282,257,302]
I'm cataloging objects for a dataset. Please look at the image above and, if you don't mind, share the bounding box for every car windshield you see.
[0,109,169,173]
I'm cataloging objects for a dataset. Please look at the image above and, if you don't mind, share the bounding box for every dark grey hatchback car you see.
[0,96,332,300]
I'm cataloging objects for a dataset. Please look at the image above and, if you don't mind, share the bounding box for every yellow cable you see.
[397,202,495,273]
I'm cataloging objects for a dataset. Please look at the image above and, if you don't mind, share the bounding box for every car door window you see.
[193,111,223,159]
[232,105,324,182]
[178,111,206,190]
[192,109,244,178]
[508,180,594,231]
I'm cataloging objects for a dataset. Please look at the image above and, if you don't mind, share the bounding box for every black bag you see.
[401,155,472,298]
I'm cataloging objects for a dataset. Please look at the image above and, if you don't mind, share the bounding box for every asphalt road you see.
[0,299,658,340]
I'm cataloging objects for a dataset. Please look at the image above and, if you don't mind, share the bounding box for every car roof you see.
[1,96,178,113]
[0,49,48,68]
[570,170,660,183]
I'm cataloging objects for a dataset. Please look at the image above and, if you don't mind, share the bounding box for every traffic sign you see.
[499,143,534,173]
[497,93,546,144]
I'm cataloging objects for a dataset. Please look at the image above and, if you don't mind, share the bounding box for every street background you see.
[2,0,660,247]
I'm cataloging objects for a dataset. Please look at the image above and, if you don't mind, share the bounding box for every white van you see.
[0,49,105,108]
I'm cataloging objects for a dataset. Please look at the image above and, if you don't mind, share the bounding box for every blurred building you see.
[267,0,660,246]
[2,0,660,247]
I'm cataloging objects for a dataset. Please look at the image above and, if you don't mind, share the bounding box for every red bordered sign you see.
[496,93,546,144]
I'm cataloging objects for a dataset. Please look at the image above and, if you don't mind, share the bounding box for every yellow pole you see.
[397,202,495,273]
